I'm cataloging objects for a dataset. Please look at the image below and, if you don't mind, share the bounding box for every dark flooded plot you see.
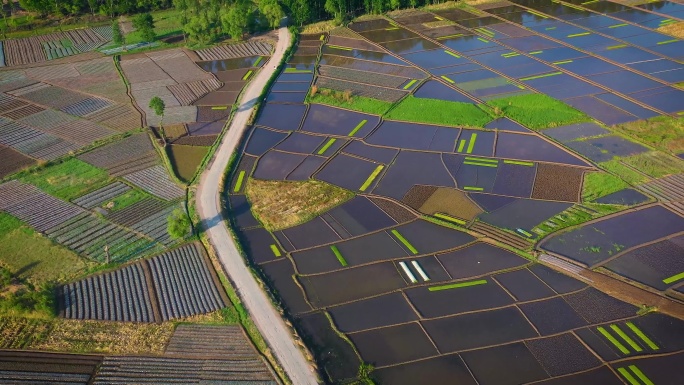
[405,278,514,318]
[197,56,261,72]
[253,150,306,180]
[228,195,260,229]
[367,121,452,151]
[587,70,663,95]
[565,96,638,126]
[430,62,482,76]
[605,237,684,291]
[468,193,517,212]
[392,219,476,255]
[494,268,556,301]
[279,216,341,250]
[610,351,684,385]
[315,153,380,191]
[349,18,392,32]
[543,122,610,143]
[276,72,314,82]
[564,288,637,324]
[458,130,495,157]
[373,354,477,385]
[500,35,561,52]
[275,132,326,154]
[491,161,536,198]
[629,87,684,115]
[342,141,398,164]
[301,104,380,137]
[558,57,622,76]
[266,91,307,104]
[531,366,623,385]
[526,333,601,376]
[229,154,257,193]
[461,342,549,385]
[291,246,345,275]
[628,312,684,352]
[328,196,397,236]
[374,151,456,200]
[528,264,587,294]
[360,28,420,44]
[530,46,587,62]
[270,81,311,92]
[295,311,361,383]
[456,163,499,193]
[495,132,590,167]
[329,292,418,333]
[260,259,313,315]
[579,135,648,160]
[479,198,572,232]
[485,118,529,133]
[334,231,408,266]
[519,296,588,336]
[542,205,684,266]
[254,103,307,131]
[437,242,528,279]
[402,48,465,69]
[414,80,474,103]
[287,155,326,180]
[349,322,438,367]
[186,120,226,135]
[322,46,407,65]
[300,262,406,307]
[649,40,684,61]
[236,227,281,265]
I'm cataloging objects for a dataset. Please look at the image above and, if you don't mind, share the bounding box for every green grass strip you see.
[359,165,384,192]
[609,23,628,28]
[502,52,519,57]
[391,229,418,254]
[629,365,654,385]
[457,139,466,152]
[546,26,557,30]
[253,56,263,66]
[441,75,455,84]
[438,33,464,40]
[463,161,498,167]
[429,279,487,291]
[464,186,484,191]
[211,106,228,110]
[403,79,417,90]
[528,10,548,18]
[582,0,599,4]
[617,367,640,385]
[434,213,466,225]
[348,119,368,137]
[242,70,253,80]
[517,228,533,237]
[477,37,489,43]
[625,322,659,350]
[330,245,347,267]
[597,327,630,354]
[529,50,543,55]
[233,171,246,192]
[466,133,477,154]
[285,68,312,73]
[328,44,353,51]
[476,28,495,37]
[319,34,325,40]
[465,156,497,163]
[504,160,535,166]
[553,60,573,65]
[610,325,643,352]
[567,32,591,38]
[607,44,627,50]
[444,50,461,58]
[386,27,400,31]
[270,244,282,257]
[663,271,684,284]
[317,138,337,155]
[520,71,562,81]
[657,39,678,45]
[661,18,673,23]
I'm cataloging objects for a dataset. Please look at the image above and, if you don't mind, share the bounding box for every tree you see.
[168,208,191,239]
[149,96,165,128]
[133,12,156,42]
[112,19,124,46]
[358,363,376,385]
[221,0,251,40]
[258,0,284,29]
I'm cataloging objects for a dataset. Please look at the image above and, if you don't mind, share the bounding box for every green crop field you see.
[385,96,493,127]
[19,159,110,201]
[488,94,590,129]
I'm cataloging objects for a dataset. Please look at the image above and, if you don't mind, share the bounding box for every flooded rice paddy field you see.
[227,3,684,383]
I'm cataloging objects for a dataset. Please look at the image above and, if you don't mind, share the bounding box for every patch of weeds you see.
[488,94,591,129]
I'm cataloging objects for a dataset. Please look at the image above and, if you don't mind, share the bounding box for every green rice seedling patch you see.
[385,96,493,127]
[317,138,337,155]
[663,272,684,285]
[599,159,648,185]
[308,89,393,115]
[428,279,487,291]
[391,229,418,254]
[270,244,282,257]
[233,170,246,193]
[402,79,417,90]
[359,165,384,192]
[330,245,348,266]
[487,94,590,129]
[20,159,111,201]
[106,189,152,212]
[582,171,629,201]
[433,213,466,225]
[625,322,659,350]
[242,70,253,80]
[348,120,368,137]
[503,160,534,166]
[597,326,630,354]
[610,324,642,352]
[253,56,263,66]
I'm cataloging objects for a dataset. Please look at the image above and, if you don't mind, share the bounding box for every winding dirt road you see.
[196,27,320,385]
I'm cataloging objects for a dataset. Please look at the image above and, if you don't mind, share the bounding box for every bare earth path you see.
[196,27,319,385]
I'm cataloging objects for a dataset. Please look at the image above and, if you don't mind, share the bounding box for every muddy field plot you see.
[0,350,102,385]
[0,143,35,177]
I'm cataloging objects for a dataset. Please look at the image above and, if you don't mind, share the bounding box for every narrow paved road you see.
[196,27,319,385]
